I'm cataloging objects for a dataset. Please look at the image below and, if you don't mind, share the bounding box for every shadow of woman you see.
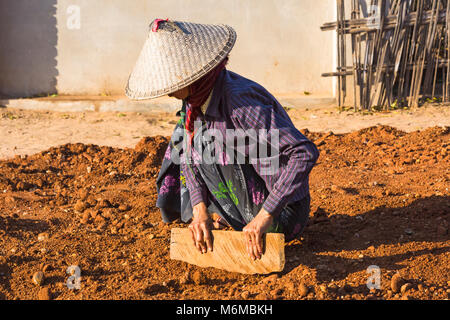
[282,195,449,284]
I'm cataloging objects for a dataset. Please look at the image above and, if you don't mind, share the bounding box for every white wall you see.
[1,0,337,98]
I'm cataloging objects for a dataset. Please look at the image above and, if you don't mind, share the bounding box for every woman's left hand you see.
[243,209,274,260]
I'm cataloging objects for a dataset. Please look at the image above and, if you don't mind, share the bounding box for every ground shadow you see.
[283,195,450,283]
[0,0,58,98]
[0,261,11,299]
[0,253,39,296]
[0,215,50,240]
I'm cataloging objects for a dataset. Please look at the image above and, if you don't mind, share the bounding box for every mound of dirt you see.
[0,126,448,300]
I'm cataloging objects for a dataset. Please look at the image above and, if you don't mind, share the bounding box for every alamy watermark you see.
[67,5,81,30]
[167,120,281,175]
[366,265,381,290]
[66,265,81,290]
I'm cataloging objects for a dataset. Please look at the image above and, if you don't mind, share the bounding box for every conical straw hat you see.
[125,19,237,100]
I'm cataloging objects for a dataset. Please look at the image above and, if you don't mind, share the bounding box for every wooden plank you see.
[170,228,285,274]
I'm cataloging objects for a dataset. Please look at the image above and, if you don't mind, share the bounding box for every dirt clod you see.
[37,287,51,300]
[37,232,49,241]
[401,283,413,294]
[32,271,45,286]
[269,288,282,298]
[74,200,88,213]
[260,274,279,284]
[42,264,52,272]
[118,204,131,212]
[192,271,205,285]
[298,283,309,297]
[179,272,190,285]
[391,273,405,293]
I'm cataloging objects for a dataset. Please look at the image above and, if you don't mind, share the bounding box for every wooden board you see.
[170,228,285,274]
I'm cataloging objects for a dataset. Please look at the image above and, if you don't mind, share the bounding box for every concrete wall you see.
[0,0,337,99]
[0,0,58,98]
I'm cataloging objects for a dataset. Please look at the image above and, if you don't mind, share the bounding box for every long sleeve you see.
[229,92,320,216]
[181,139,209,208]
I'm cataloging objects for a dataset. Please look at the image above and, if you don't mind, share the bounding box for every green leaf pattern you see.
[212,179,239,205]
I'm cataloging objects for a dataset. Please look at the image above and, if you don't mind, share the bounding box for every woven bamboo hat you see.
[125,19,237,100]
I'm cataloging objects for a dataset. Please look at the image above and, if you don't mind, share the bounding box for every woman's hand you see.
[188,202,213,254]
[243,208,274,260]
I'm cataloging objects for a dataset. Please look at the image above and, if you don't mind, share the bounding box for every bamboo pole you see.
[322,0,450,110]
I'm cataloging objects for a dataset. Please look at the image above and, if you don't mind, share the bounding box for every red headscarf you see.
[185,57,229,133]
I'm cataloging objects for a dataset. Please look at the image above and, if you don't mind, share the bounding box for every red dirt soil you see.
[0,125,448,300]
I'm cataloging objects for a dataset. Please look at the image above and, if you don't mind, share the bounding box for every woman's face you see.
[168,86,190,100]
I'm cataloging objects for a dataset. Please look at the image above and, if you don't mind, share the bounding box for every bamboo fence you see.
[322,0,450,111]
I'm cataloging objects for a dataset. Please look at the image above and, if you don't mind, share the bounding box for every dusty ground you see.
[0,104,449,300]
[1,103,449,160]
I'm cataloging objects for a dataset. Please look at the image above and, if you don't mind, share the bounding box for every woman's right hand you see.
[188,202,213,254]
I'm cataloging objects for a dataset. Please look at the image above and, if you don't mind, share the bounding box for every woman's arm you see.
[230,102,320,216]
[181,148,214,253]
[229,93,319,259]
[181,158,208,208]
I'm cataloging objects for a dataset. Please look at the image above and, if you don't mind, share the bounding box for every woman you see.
[126,19,319,260]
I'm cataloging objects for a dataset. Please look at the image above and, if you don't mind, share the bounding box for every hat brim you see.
[125,21,236,100]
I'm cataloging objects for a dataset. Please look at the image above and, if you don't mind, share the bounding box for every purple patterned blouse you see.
[181,70,319,217]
